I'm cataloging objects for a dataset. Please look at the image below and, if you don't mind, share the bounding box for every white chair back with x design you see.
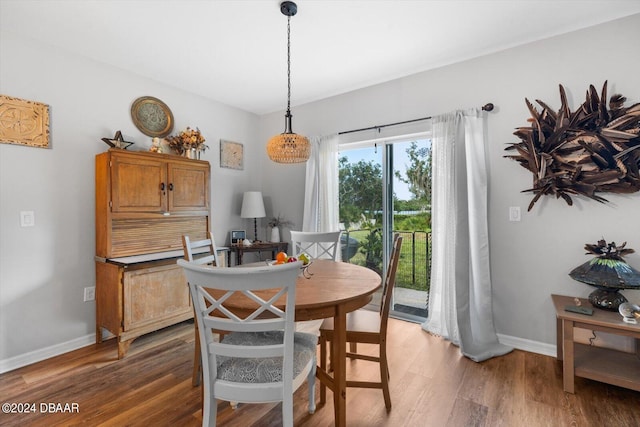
[290,230,342,261]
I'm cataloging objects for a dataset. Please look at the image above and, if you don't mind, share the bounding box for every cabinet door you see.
[111,155,167,213]
[123,264,191,331]
[168,161,209,213]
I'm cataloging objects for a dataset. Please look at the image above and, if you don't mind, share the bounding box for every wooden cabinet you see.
[96,257,194,358]
[96,149,210,258]
[95,149,210,358]
[110,153,208,214]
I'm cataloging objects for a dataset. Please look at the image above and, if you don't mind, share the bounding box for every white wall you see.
[0,32,261,369]
[260,14,640,351]
[2,13,639,371]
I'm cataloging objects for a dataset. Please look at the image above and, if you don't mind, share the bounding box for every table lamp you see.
[240,191,266,242]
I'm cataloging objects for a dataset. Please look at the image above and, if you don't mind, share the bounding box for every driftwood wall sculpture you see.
[505,82,640,211]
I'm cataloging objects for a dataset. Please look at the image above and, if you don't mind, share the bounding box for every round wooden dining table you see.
[197,259,381,426]
[296,259,381,427]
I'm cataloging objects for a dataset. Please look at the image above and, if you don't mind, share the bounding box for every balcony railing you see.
[341,230,432,293]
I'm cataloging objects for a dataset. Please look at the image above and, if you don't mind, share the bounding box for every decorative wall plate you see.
[130,96,174,137]
[220,139,244,170]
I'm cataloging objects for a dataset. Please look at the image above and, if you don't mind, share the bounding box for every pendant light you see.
[266,1,310,164]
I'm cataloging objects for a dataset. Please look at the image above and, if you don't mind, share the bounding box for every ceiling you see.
[2,1,640,115]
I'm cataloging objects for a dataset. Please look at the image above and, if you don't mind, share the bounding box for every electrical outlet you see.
[84,286,95,302]
[20,211,35,227]
[509,206,521,222]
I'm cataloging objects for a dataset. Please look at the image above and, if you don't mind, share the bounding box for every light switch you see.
[20,211,35,227]
[509,206,521,222]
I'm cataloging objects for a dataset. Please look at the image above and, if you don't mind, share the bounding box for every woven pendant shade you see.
[267,132,310,163]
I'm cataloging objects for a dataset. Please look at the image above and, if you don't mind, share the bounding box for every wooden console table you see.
[227,241,288,266]
[551,294,640,393]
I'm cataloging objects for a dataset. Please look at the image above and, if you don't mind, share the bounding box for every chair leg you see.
[202,379,216,427]
[192,326,202,386]
[319,334,327,404]
[380,343,391,411]
[282,393,294,427]
[308,359,317,414]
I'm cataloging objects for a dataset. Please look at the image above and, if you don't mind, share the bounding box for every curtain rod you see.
[338,103,495,136]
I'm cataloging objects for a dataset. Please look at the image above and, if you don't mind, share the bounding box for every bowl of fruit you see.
[270,251,313,278]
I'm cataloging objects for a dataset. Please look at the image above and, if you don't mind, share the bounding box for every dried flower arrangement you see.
[505,81,640,211]
[267,215,294,229]
[166,127,208,155]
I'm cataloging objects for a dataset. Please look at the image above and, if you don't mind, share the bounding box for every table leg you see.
[556,315,563,361]
[237,251,243,265]
[562,319,575,393]
[332,306,347,427]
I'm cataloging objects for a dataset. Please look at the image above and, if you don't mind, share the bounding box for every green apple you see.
[299,253,310,265]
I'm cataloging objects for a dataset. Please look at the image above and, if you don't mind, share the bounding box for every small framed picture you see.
[220,140,244,170]
[230,230,246,245]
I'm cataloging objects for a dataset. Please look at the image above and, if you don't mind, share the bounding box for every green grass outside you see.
[343,229,431,292]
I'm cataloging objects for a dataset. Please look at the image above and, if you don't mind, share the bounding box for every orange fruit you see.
[276,251,287,262]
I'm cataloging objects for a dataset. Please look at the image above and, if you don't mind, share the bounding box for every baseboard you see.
[1,331,556,374]
[498,333,556,357]
[0,333,96,374]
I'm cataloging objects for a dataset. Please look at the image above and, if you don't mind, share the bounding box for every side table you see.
[551,294,640,393]
[227,242,288,266]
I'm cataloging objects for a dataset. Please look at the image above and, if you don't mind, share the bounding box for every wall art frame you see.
[0,94,50,148]
[220,139,244,170]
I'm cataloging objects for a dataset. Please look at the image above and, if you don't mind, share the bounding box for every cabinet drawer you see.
[123,264,191,331]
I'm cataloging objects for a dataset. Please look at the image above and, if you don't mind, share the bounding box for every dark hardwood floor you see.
[1,318,639,426]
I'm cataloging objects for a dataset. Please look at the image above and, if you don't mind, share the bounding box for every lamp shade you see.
[267,132,310,163]
[240,191,266,219]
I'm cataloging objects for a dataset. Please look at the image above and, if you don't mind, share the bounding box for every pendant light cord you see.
[287,15,291,114]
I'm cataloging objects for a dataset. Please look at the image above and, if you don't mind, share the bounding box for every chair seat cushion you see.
[217,331,317,383]
[320,309,381,334]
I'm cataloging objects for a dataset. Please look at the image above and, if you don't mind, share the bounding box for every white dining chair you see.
[178,259,317,427]
[182,232,222,267]
[182,232,227,388]
[289,230,343,336]
[290,230,342,261]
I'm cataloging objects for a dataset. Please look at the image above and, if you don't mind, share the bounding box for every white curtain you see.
[422,109,512,362]
[298,134,340,335]
[302,134,340,233]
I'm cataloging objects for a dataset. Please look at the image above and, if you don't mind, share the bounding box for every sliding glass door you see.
[339,135,431,321]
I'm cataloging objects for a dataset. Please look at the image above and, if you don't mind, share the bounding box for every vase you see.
[184,148,197,159]
[270,227,280,243]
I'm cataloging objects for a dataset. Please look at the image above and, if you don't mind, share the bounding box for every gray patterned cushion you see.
[216,331,317,383]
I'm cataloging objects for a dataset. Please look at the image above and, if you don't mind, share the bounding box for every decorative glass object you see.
[569,239,640,311]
